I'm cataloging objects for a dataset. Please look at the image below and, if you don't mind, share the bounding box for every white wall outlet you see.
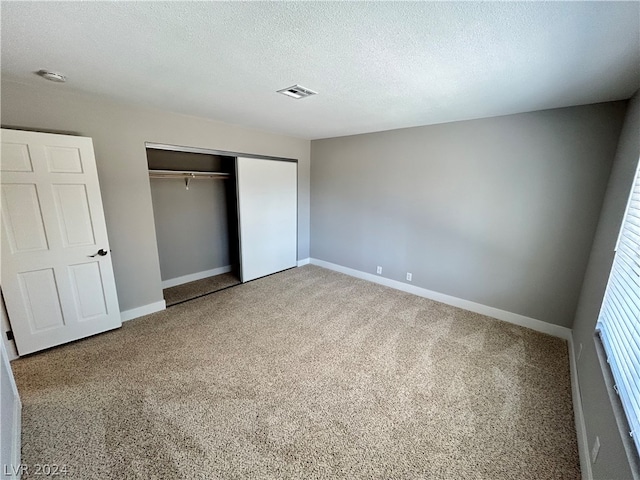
[577,343,583,361]
[406,272,412,281]
[591,436,600,464]
[376,266,382,275]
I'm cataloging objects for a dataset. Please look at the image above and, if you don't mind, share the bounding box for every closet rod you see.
[148,169,229,179]
[148,169,229,190]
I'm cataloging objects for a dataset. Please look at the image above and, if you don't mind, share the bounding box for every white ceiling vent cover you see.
[277,85,318,99]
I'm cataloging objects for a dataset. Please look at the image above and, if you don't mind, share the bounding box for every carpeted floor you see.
[12,265,580,479]
[163,272,240,306]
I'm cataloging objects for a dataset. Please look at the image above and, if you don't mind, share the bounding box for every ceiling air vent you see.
[277,85,317,99]
[35,69,66,83]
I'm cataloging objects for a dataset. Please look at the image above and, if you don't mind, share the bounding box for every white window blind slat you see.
[603,295,640,373]
[605,288,640,347]
[624,221,640,237]
[625,213,640,227]
[621,226,640,239]
[618,243,640,268]
[597,159,640,455]
[621,230,640,250]
[611,264,640,309]
[608,304,640,376]
[617,251,640,281]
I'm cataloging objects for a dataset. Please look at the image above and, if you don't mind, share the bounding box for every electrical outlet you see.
[591,436,600,464]
[406,272,412,281]
[376,266,382,275]
[577,343,583,361]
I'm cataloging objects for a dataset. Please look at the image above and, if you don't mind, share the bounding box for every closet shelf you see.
[148,169,230,190]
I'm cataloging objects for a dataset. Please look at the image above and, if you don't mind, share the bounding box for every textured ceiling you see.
[1,2,639,139]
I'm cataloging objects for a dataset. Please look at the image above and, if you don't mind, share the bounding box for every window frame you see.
[595,155,640,471]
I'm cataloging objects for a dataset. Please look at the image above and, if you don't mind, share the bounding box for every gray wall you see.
[150,178,231,282]
[311,103,626,327]
[572,92,640,479]
[1,80,310,312]
[147,149,234,282]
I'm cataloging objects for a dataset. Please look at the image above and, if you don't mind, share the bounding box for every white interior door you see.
[1,129,121,355]
[237,157,297,282]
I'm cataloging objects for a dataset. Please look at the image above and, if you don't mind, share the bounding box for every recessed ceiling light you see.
[35,69,66,83]
[277,85,317,99]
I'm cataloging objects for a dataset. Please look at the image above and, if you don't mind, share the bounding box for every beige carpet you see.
[12,265,580,479]
[163,272,240,306]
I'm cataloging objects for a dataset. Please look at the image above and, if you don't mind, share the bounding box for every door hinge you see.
[6,330,14,341]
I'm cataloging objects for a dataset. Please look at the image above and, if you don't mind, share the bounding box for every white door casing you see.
[236,157,297,282]
[1,129,121,355]
[0,335,21,479]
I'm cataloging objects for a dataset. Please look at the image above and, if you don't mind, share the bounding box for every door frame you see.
[0,329,21,479]
[145,142,297,163]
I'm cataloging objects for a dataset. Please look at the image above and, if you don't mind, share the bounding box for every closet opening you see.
[146,147,240,306]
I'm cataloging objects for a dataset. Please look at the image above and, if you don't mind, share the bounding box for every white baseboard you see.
[161,266,232,289]
[120,300,166,322]
[309,258,572,340]
[568,334,593,480]
[297,258,310,267]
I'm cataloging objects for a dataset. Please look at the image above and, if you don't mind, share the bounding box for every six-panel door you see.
[1,129,121,355]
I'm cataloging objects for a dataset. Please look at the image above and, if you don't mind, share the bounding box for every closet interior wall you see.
[147,149,239,292]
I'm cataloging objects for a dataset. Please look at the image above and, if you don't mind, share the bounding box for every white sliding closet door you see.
[237,157,297,282]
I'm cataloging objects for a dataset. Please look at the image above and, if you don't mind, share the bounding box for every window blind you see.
[597,161,640,455]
